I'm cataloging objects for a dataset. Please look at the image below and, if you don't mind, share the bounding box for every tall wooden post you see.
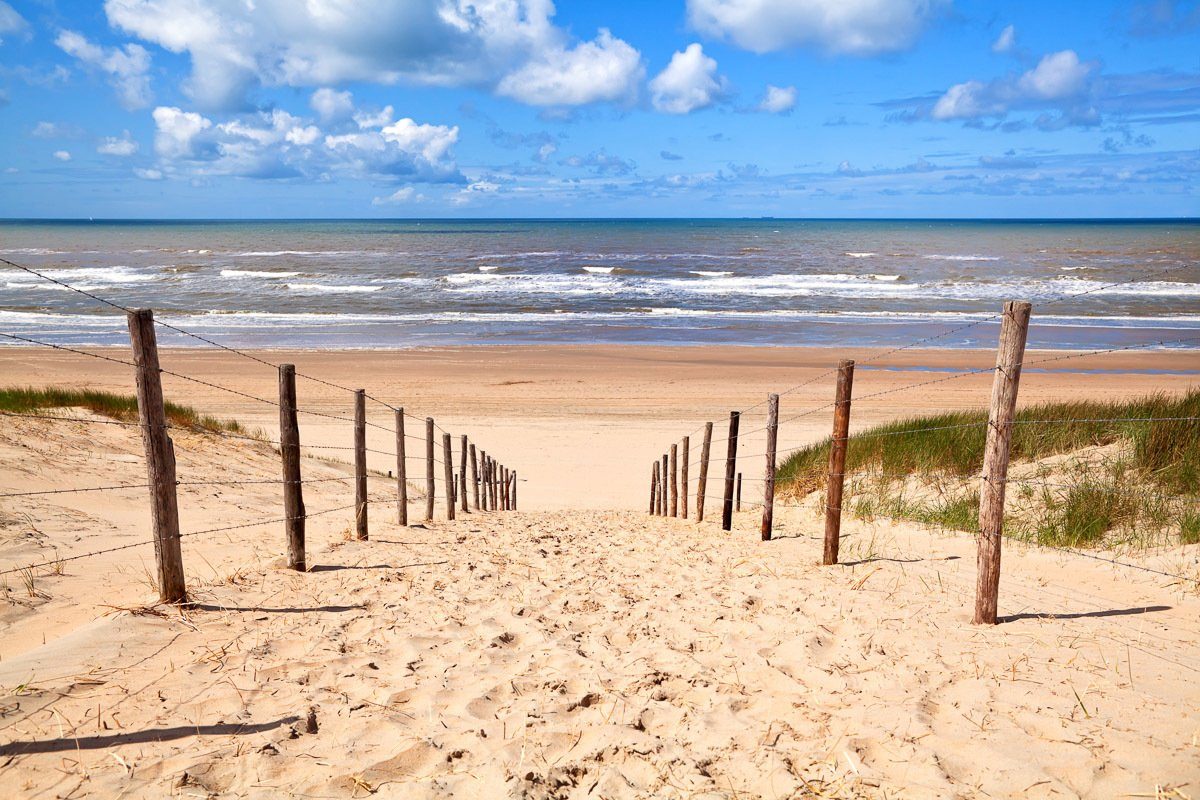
[761,393,779,541]
[660,454,668,516]
[651,462,660,514]
[396,409,408,526]
[279,364,305,570]
[823,360,855,565]
[511,470,518,510]
[442,433,456,521]
[353,389,368,541]
[128,309,186,604]
[425,417,435,521]
[470,444,480,510]
[670,444,679,518]
[460,435,469,513]
[975,301,1032,625]
[492,459,499,510]
[479,451,488,511]
[680,436,690,519]
[721,412,740,531]
[696,422,713,522]
[503,466,511,510]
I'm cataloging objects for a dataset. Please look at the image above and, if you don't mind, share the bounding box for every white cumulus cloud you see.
[758,84,796,113]
[53,150,72,161]
[0,1,28,42]
[931,50,1097,122]
[649,44,725,114]
[687,0,949,55]
[102,0,644,111]
[310,88,354,121]
[55,29,152,109]
[98,131,139,156]
[372,186,426,205]
[496,29,643,106]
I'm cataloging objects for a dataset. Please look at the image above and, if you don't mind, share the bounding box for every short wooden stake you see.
[669,444,679,518]
[721,412,740,531]
[470,444,480,511]
[460,435,469,513]
[975,300,1032,625]
[736,472,742,512]
[479,451,489,511]
[696,422,713,522]
[425,418,435,521]
[823,360,855,565]
[649,462,658,514]
[442,433,456,521]
[503,466,511,510]
[396,409,408,526]
[761,393,779,541]
[128,309,187,604]
[353,389,367,541]
[279,364,305,570]
[511,470,518,510]
[680,435,690,519]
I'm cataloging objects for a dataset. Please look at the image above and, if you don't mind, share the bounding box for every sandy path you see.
[1,500,1197,798]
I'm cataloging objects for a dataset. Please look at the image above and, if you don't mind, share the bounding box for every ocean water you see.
[0,219,1197,350]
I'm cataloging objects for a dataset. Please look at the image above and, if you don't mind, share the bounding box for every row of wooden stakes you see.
[126,308,518,607]
[648,300,1034,625]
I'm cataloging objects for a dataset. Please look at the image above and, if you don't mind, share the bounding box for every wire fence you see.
[0,256,523,593]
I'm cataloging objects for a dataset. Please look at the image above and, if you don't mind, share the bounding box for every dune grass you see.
[780,388,1199,548]
[0,386,252,436]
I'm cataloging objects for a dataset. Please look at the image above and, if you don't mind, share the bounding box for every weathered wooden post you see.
[660,454,668,516]
[470,443,480,511]
[479,450,488,511]
[442,433,456,521]
[680,435,690,519]
[503,466,511,510]
[823,360,855,565]
[670,443,679,517]
[511,470,518,510]
[721,412,740,531]
[425,417,435,521]
[696,422,713,522]
[649,462,658,514]
[736,472,742,512]
[279,364,306,570]
[460,435,469,513]
[395,409,408,526]
[975,301,1032,625]
[128,309,187,604]
[354,389,368,541]
[761,393,779,541]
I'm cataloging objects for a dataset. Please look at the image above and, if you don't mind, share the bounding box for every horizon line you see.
[1,216,1198,224]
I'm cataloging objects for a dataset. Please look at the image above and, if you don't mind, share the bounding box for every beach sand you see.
[0,345,1197,798]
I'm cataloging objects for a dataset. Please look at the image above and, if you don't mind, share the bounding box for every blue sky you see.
[0,0,1197,218]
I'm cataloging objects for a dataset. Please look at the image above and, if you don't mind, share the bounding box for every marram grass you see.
[780,388,1199,548]
[0,386,251,436]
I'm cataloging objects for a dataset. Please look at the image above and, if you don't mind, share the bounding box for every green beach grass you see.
[0,386,253,437]
[778,389,1199,548]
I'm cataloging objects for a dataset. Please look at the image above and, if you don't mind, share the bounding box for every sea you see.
[1,219,1197,351]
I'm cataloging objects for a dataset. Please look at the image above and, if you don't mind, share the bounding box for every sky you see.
[0,0,1197,219]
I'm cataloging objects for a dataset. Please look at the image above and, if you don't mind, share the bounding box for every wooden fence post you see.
[696,422,713,522]
[660,454,668,516]
[512,470,518,510]
[975,300,1032,625]
[479,451,488,511]
[736,473,742,512]
[761,393,779,541]
[128,309,187,604]
[721,412,740,531]
[823,360,856,565]
[680,436,689,519]
[396,409,408,526]
[442,433,456,521]
[279,364,305,570]
[460,435,469,513]
[649,462,658,514]
[425,418,435,521]
[503,466,511,510]
[670,444,679,517]
[354,389,367,541]
[470,444,480,510]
